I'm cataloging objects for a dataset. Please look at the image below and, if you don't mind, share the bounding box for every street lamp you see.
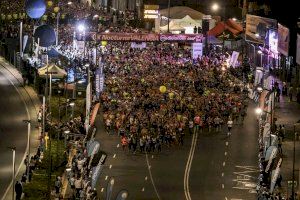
[77,23,86,58]
[23,120,31,182]
[211,2,225,53]
[69,102,75,119]
[258,50,263,68]
[8,147,16,200]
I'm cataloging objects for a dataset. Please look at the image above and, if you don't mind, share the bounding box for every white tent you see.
[160,15,200,32]
[38,64,67,78]
[160,6,205,20]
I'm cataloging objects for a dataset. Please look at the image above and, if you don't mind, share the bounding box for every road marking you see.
[105,176,108,180]
[101,188,104,192]
[0,63,31,200]
[222,173,224,177]
[145,153,160,200]
[184,131,198,200]
[113,154,116,158]
[141,187,145,192]
[223,162,226,166]
[225,197,228,200]
[151,155,154,159]
[117,144,120,148]
[109,165,112,169]
[226,142,229,146]
[145,176,148,181]
[225,152,227,156]
[222,184,225,189]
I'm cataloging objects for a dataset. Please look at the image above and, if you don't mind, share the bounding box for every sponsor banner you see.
[160,34,204,42]
[229,51,240,67]
[270,158,282,193]
[91,163,104,189]
[297,34,300,65]
[245,14,277,44]
[84,32,204,42]
[99,74,105,93]
[95,68,101,99]
[191,43,203,59]
[97,33,159,42]
[278,23,290,56]
[265,146,278,172]
[87,141,100,157]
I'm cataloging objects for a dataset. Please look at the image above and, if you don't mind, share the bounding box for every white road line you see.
[145,153,160,199]
[105,176,108,180]
[117,144,120,148]
[224,152,227,156]
[226,142,229,146]
[222,173,224,177]
[101,188,104,192]
[141,187,145,192]
[113,154,116,158]
[151,155,154,159]
[222,184,225,189]
[0,64,31,200]
[184,131,198,200]
[109,165,112,169]
[223,162,226,166]
[145,176,148,181]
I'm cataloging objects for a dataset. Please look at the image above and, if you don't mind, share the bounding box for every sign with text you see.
[97,33,159,42]
[191,43,203,59]
[245,14,277,44]
[160,34,204,42]
[278,23,290,56]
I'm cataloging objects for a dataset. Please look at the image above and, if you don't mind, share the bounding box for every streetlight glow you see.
[255,108,263,115]
[255,33,260,38]
[232,17,237,21]
[77,24,86,32]
[211,3,219,11]
[67,1,72,5]
[258,50,263,54]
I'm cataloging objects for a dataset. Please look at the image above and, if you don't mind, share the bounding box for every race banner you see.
[245,14,277,44]
[278,23,290,56]
[83,32,204,42]
[96,33,159,42]
[270,158,282,193]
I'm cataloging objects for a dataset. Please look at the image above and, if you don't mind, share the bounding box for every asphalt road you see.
[96,103,259,200]
[0,64,30,198]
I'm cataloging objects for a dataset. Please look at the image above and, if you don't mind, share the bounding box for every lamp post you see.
[69,102,75,119]
[167,0,171,33]
[8,147,16,200]
[211,3,225,53]
[23,120,31,182]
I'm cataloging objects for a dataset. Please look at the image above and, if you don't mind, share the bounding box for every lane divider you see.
[184,132,198,200]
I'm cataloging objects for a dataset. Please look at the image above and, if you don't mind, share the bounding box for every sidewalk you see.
[0,57,41,200]
[272,76,300,199]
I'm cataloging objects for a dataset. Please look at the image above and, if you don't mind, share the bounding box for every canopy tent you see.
[38,64,67,78]
[207,19,243,37]
[160,15,199,32]
[160,6,205,20]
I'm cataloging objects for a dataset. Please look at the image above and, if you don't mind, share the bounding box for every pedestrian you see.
[227,116,233,137]
[15,181,23,200]
[55,176,62,194]
[278,136,283,154]
[74,176,82,198]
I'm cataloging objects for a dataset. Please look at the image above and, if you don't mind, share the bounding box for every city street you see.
[96,103,259,200]
[0,60,39,200]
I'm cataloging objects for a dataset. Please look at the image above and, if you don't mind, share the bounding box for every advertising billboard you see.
[245,14,277,44]
[265,29,278,58]
[278,23,290,56]
[297,34,300,65]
